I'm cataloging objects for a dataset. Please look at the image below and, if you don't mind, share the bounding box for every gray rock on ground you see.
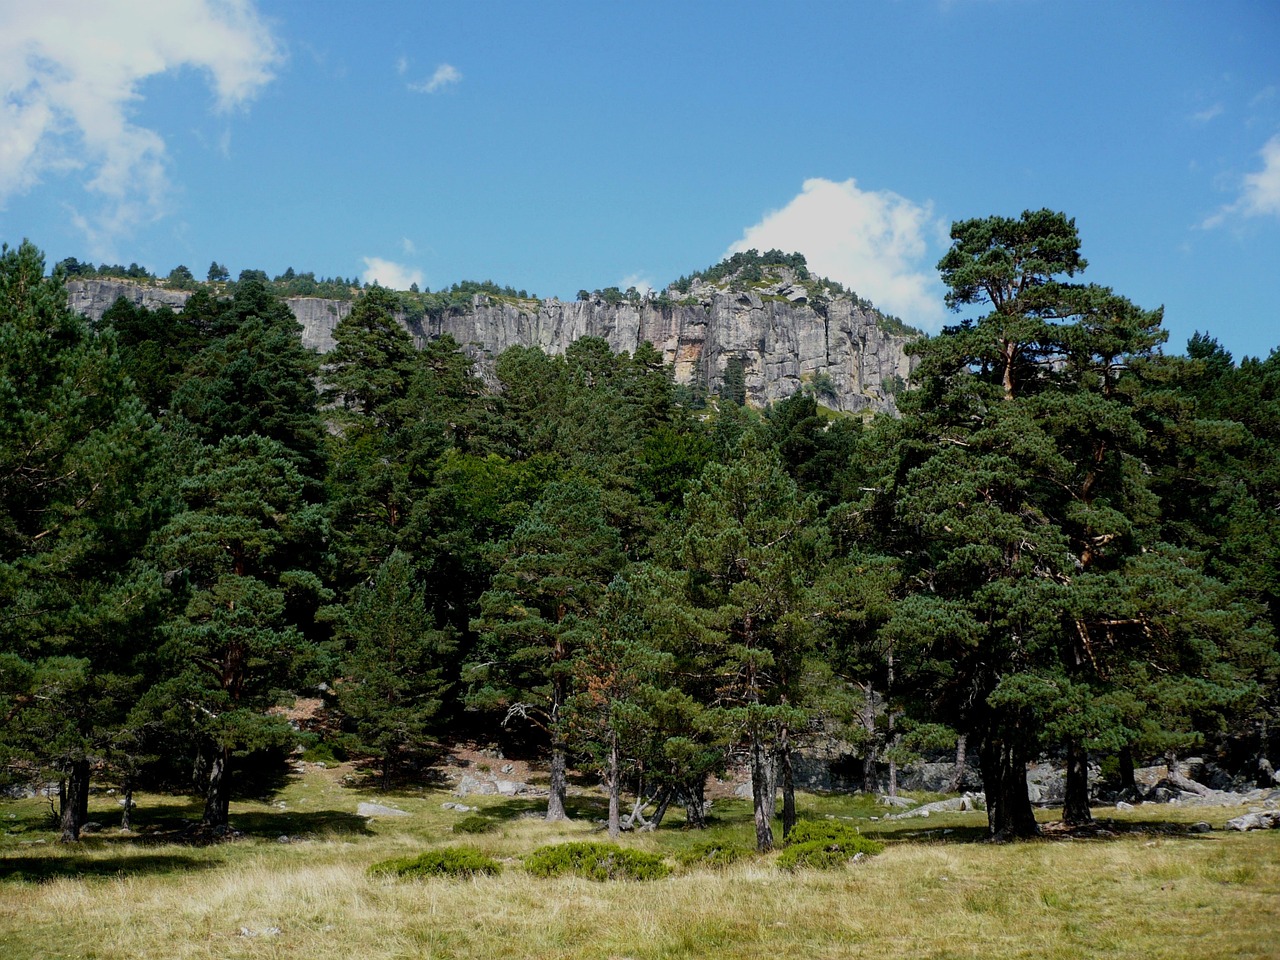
[1224,811,1280,831]
[878,795,917,809]
[357,802,410,818]
[886,793,985,820]
[453,775,497,797]
[454,773,531,798]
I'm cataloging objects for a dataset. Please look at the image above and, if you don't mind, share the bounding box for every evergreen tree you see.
[0,242,161,840]
[675,440,819,850]
[170,278,325,484]
[468,480,623,820]
[872,210,1268,836]
[152,434,331,827]
[335,550,454,787]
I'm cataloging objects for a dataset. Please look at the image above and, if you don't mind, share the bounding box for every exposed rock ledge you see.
[67,279,917,415]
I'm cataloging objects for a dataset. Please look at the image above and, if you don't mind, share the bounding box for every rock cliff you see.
[67,275,917,414]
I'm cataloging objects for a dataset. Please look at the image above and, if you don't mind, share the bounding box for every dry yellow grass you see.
[2,771,1277,960]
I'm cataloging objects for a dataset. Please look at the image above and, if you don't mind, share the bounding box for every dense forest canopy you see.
[2,212,1277,846]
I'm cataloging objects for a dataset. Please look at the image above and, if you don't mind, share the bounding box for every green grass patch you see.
[452,814,493,835]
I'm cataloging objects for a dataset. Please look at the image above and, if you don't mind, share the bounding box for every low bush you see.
[369,847,502,880]
[524,842,670,881]
[675,839,755,869]
[783,819,882,849]
[776,820,884,871]
[452,815,493,834]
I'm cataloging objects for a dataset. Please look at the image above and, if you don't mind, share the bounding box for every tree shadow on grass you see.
[230,808,373,838]
[0,852,220,883]
[470,794,609,824]
[863,816,1229,846]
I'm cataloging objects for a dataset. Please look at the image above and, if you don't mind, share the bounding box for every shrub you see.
[453,815,493,835]
[776,820,884,871]
[675,839,755,869]
[369,847,502,880]
[524,842,670,881]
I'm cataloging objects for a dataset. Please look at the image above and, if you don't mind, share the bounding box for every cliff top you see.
[56,249,922,339]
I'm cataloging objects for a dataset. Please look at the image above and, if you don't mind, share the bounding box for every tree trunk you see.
[862,750,878,794]
[750,728,775,852]
[979,734,1038,840]
[1062,739,1093,826]
[886,647,898,797]
[1256,716,1276,787]
[680,782,707,829]
[779,726,796,840]
[760,748,778,823]
[202,745,231,827]
[648,786,672,830]
[1118,745,1137,795]
[546,739,568,822]
[861,684,878,792]
[606,734,620,839]
[947,734,969,793]
[59,759,89,843]
[121,784,133,831]
[546,678,568,822]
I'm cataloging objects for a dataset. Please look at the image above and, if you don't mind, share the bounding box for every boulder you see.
[357,802,410,818]
[1225,811,1280,831]
[453,775,498,797]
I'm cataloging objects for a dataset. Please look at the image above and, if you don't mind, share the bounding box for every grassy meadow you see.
[2,765,1278,960]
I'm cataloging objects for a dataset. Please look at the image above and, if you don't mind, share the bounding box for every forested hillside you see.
[2,211,1277,848]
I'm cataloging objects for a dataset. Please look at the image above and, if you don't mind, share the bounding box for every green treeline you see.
[2,211,1277,849]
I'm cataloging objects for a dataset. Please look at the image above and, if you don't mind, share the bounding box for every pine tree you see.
[676,440,819,850]
[152,434,330,827]
[874,210,1269,836]
[469,480,623,820]
[0,242,161,841]
[335,550,454,787]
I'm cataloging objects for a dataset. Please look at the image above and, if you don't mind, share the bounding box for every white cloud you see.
[1240,135,1280,216]
[1191,104,1224,123]
[727,177,948,328]
[0,0,281,253]
[401,236,417,255]
[362,256,423,291]
[409,63,462,94]
[395,56,409,77]
[620,272,653,295]
[1203,133,1280,228]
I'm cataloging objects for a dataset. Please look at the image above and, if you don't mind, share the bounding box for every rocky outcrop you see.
[66,278,191,318]
[67,276,917,415]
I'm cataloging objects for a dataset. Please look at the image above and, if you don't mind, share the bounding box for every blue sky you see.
[3,0,1278,358]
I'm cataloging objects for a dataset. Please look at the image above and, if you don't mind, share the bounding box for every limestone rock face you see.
[407,292,914,414]
[67,281,917,414]
[66,279,191,318]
